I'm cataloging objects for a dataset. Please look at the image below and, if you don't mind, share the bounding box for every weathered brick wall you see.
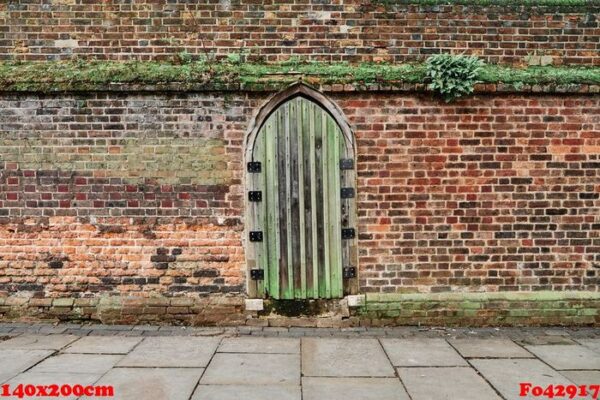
[0,92,266,299]
[341,93,600,293]
[1,1,598,65]
[0,91,598,303]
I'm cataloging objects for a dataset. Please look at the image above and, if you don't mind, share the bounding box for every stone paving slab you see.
[218,337,299,354]
[88,368,203,400]
[0,335,79,350]
[4,372,102,400]
[471,359,576,400]
[192,384,301,400]
[64,336,142,354]
[560,370,600,386]
[201,353,300,385]
[576,339,600,354]
[302,338,395,377]
[398,367,502,400]
[30,354,122,375]
[517,335,577,346]
[0,350,54,384]
[302,377,410,400]
[524,344,600,370]
[381,338,468,367]
[449,339,533,358]
[117,337,220,368]
[0,326,599,400]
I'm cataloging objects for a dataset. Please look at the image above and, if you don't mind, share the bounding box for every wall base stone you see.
[358,291,600,327]
[0,291,597,327]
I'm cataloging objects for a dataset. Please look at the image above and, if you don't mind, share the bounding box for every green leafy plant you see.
[425,54,484,102]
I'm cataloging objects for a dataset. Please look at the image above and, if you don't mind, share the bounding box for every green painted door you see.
[248,96,352,299]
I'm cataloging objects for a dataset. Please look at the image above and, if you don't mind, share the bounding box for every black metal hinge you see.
[341,228,355,239]
[340,159,354,170]
[248,191,262,202]
[250,269,264,280]
[249,231,263,242]
[247,161,261,173]
[343,266,357,279]
[341,187,355,199]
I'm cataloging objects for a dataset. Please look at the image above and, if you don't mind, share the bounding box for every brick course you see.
[0,1,598,65]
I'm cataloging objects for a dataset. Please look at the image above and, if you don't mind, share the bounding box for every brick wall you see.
[0,91,598,302]
[341,93,600,293]
[1,1,598,65]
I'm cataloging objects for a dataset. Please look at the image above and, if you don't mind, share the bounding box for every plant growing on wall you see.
[425,54,484,102]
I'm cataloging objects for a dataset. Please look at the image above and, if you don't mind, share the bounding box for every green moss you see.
[0,60,598,93]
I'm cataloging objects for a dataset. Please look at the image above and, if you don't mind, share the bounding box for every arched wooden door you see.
[246,94,356,300]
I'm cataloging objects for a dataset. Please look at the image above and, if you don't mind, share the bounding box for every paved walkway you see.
[0,323,598,400]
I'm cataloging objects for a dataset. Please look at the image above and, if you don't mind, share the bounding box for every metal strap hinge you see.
[341,187,355,199]
[341,228,355,239]
[247,161,261,173]
[249,231,263,242]
[248,191,262,202]
[250,269,264,280]
[340,159,354,170]
[343,266,357,279]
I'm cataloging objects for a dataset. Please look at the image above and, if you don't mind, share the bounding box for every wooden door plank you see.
[277,106,289,299]
[289,99,302,298]
[314,105,326,298]
[297,97,307,299]
[321,109,331,298]
[329,118,343,298]
[266,113,281,299]
[308,101,319,299]
[283,101,294,299]
[254,121,267,296]
[339,128,351,296]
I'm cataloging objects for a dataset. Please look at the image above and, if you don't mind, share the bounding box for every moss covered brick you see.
[0,61,599,93]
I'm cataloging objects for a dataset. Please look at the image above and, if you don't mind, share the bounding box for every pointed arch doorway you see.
[245,84,358,300]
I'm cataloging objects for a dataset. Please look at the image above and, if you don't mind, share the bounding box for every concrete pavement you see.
[0,323,598,400]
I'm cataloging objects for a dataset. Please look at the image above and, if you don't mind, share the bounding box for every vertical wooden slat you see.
[254,121,267,296]
[289,99,301,298]
[266,111,280,298]
[328,118,343,298]
[277,106,289,299]
[284,101,294,299]
[340,128,351,295]
[321,109,331,298]
[314,105,326,298]
[309,101,319,299]
[297,98,307,298]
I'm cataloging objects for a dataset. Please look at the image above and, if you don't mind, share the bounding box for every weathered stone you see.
[201,353,300,385]
[398,367,501,400]
[4,372,101,400]
[302,338,394,377]
[95,368,203,400]
[218,337,299,354]
[64,336,142,354]
[524,345,600,370]
[303,377,409,400]
[0,335,79,350]
[0,350,54,383]
[449,339,533,358]
[30,354,121,375]
[117,337,219,367]
[381,339,467,367]
[471,359,573,400]
[192,384,300,400]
